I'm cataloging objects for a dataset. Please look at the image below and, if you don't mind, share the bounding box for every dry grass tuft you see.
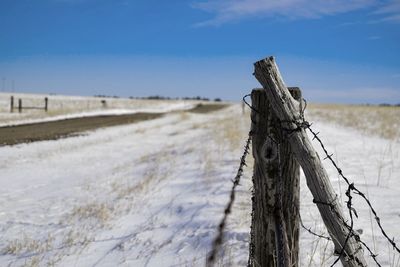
[112,167,159,200]
[112,149,174,201]
[68,202,113,224]
[2,233,54,256]
[62,229,91,248]
[212,113,249,150]
[178,111,190,121]
[22,256,40,267]
[307,104,400,141]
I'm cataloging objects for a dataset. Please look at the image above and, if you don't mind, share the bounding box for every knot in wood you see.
[261,137,278,163]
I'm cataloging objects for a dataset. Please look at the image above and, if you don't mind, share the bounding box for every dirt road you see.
[0,104,227,146]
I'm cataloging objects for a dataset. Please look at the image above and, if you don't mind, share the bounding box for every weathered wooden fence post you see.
[18,98,22,113]
[44,97,48,112]
[249,87,301,267]
[253,56,366,267]
[10,96,14,113]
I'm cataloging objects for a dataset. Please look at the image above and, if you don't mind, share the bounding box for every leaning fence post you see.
[249,87,300,267]
[10,96,14,113]
[253,56,366,267]
[18,99,22,113]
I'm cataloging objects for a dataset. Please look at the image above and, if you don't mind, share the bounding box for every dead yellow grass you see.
[111,148,175,202]
[307,104,400,141]
[69,202,113,224]
[2,233,54,256]
[211,112,249,150]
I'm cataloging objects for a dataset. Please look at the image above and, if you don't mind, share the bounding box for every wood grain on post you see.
[253,56,366,267]
[250,88,300,267]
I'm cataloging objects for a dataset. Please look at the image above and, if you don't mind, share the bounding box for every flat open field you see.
[0,93,399,266]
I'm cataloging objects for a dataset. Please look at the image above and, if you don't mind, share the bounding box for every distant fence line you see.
[8,96,110,113]
[10,96,48,113]
[5,95,223,114]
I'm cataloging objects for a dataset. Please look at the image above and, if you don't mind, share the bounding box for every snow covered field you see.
[0,95,399,266]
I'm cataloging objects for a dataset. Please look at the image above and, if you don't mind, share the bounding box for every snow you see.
[299,116,400,266]
[0,100,399,267]
[0,92,198,127]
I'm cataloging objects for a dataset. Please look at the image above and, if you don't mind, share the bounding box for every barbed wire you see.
[331,186,358,266]
[251,90,395,265]
[309,191,383,266]
[243,92,400,266]
[306,124,400,265]
[299,213,331,241]
[209,92,399,267]
[206,131,252,266]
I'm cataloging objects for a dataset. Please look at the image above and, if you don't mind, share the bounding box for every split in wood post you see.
[249,87,300,267]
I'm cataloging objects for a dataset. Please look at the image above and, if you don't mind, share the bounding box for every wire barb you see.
[299,214,331,241]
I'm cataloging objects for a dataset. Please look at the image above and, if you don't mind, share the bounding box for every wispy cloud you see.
[367,35,381,40]
[371,0,400,23]
[51,0,129,7]
[192,0,376,26]
[338,21,363,27]
[53,0,89,3]
[374,0,400,14]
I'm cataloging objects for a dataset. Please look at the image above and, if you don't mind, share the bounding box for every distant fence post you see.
[44,97,48,112]
[13,97,49,113]
[249,87,301,267]
[10,96,14,113]
[253,56,366,267]
[18,99,22,113]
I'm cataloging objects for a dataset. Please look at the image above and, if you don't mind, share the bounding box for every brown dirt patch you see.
[188,103,229,114]
[0,103,230,146]
[0,113,163,146]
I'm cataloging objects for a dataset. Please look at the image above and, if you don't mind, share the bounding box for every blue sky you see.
[0,0,399,103]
